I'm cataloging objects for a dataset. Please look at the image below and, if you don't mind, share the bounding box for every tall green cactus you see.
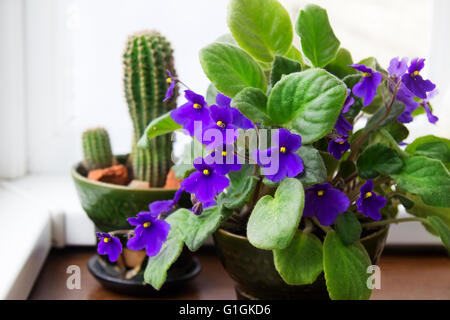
[123,30,178,187]
[82,127,113,170]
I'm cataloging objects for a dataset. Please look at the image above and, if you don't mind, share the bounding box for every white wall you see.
[25,0,229,174]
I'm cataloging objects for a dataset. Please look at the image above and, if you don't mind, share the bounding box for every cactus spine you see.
[82,127,113,170]
[123,30,178,187]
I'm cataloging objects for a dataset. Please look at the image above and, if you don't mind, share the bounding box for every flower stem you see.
[361,217,430,229]
[312,217,332,233]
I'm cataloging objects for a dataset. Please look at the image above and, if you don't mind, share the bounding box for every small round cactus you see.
[82,127,113,170]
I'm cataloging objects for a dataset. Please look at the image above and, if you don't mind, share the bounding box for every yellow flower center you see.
[280,147,286,153]
[362,72,370,77]
[216,120,226,128]
[365,192,373,199]
[103,238,110,243]
[317,190,324,196]
[166,77,172,83]
[413,70,420,76]
[143,222,151,228]
[193,103,202,109]
[203,169,210,175]
[222,151,227,157]
[338,140,345,145]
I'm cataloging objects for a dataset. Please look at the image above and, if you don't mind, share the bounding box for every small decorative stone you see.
[128,179,150,189]
[87,164,129,185]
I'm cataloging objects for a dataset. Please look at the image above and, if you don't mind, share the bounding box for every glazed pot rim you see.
[71,159,179,193]
[216,224,389,243]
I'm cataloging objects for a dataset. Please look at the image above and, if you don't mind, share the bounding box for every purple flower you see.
[204,105,239,150]
[216,93,254,129]
[396,84,419,123]
[127,212,170,257]
[205,144,241,175]
[401,58,436,99]
[341,89,355,114]
[356,180,386,221]
[149,188,184,216]
[421,89,439,124]
[171,90,212,137]
[303,183,350,226]
[180,157,230,203]
[96,232,122,262]
[388,57,408,78]
[350,64,383,106]
[163,70,176,102]
[253,128,304,182]
[335,115,353,136]
[328,136,350,160]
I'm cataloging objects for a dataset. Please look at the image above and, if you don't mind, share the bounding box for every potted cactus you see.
[95,0,450,299]
[72,30,200,294]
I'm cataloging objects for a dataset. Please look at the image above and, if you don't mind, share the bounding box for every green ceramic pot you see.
[213,226,389,300]
[71,155,187,232]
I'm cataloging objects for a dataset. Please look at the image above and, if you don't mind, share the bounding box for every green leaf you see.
[335,212,362,245]
[365,101,405,131]
[357,144,404,179]
[406,135,450,167]
[247,178,305,250]
[369,129,409,160]
[273,231,323,285]
[323,230,372,300]
[270,55,302,87]
[215,33,238,46]
[169,206,232,252]
[339,160,357,180]
[427,216,450,251]
[227,0,293,62]
[325,48,356,79]
[284,46,304,65]
[143,219,184,290]
[321,151,340,180]
[199,42,267,98]
[137,112,181,148]
[267,69,347,144]
[206,83,220,106]
[231,88,272,125]
[218,165,258,209]
[403,193,450,236]
[386,122,409,143]
[296,145,327,187]
[393,156,450,207]
[295,4,340,68]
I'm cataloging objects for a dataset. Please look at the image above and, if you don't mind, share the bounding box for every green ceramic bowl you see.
[213,226,389,300]
[71,155,183,232]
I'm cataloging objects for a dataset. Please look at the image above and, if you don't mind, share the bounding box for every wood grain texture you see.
[28,246,450,300]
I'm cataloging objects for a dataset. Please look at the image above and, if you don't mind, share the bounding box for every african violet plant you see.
[97,0,450,300]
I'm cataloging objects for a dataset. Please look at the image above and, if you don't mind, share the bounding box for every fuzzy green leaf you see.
[227,0,293,62]
[295,4,340,68]
[267,69,347,143]
[335,212,362,245]
[325,48,356,79]
[138,112,181,148]
[365,101,405,131]
[273,231,323,285]
[169,206,232,252]
[218,165,258,209]
[247,178,304,250]
[406,135,450,168]
[296,145,327,187]
[199,42,267,98]
[143,218,184,290]
[393,156,450,208]
[386,122,409,143]
[323,230,372,300]
[427,216,450,251]
[270,55,302,87]
[231,88,272,125]
[357,144,404,179]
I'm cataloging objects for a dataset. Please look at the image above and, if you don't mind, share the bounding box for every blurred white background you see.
[0,0,448,298]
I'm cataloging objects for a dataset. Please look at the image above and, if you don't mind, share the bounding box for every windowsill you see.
[0,173,441,299]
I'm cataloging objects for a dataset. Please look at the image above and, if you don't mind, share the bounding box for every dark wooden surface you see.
[29,246,450,300]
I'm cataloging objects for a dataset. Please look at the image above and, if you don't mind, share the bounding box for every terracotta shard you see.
[88,164,129,186]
